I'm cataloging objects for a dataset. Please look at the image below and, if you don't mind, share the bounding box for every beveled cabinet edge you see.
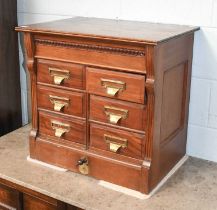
[15,22,199,45]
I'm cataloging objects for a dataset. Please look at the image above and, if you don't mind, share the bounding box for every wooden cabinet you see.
[0,179,83,210]
[0,0,22,136]
[16,17,199,194]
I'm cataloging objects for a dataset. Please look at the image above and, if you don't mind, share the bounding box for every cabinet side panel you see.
[159,34,194,179]
[150,34,194,190]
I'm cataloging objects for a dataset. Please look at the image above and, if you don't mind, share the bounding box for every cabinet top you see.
[16,17,199,44]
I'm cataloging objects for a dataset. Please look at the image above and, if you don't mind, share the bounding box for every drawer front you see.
[37,85,85,118]
[87,67,146,104]
[39,111,86,145]
[90,95,146,131]
[35,37,146,73]
[0,183,20,210]
[37,59,85,89]
[34,139,144,191]
[90,123,144,159]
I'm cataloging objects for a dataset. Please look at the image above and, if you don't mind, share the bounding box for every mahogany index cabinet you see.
[16,17,199,194]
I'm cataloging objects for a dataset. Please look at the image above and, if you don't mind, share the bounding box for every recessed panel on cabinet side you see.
[160,63,186,144]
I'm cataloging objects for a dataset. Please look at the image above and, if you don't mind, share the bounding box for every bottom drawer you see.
[32,138,148,192]
[90,123,144,159]
[39,111,86,146]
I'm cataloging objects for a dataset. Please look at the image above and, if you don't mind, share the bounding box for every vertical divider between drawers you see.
[85,66,90,150]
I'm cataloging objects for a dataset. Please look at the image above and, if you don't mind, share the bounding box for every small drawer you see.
[37,59,85,89]
[90,123,144,159]
[90,95,146,131]
[86,67,146,104]
[37,85,85,118]
[39,111,86,145]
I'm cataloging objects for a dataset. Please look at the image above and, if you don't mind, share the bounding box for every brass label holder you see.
[51,120,70,138]
[49,67,70,85]
[101,78,126,96]
[49,95,70,112]
[104,134,128,153]
[104,106,128,124]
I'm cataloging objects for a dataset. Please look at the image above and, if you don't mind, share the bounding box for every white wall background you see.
[17,0,217,162]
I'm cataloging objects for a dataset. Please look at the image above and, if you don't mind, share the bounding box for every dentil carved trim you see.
[35,39,145,57]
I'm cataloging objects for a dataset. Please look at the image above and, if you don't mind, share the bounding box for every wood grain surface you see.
[17,17,198,194]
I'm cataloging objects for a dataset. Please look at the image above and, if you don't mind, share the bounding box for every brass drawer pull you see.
[104,134,128,153]
[104,106,128,124]
[101,78,126,96]
[51,120,70,138]
[49,95,70,112]
[49,67,70,85]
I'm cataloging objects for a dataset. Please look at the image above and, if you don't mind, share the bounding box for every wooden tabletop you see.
[16,17,199,44]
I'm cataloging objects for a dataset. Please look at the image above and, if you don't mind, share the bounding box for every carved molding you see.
[35,39,145,57]
[144,46,155,161]
[146,78,155,95]
[26,59,35,74]
[24,33,38,133]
